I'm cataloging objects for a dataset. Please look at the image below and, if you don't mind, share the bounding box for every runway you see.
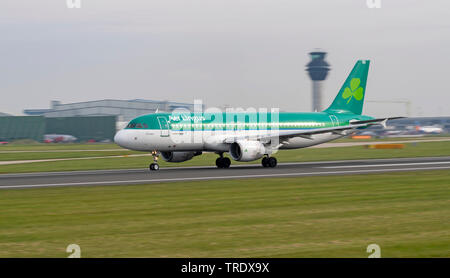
[0,156,449,189]
[1,138,450,166]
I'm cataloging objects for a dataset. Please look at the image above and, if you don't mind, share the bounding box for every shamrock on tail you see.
[342,78,364,104]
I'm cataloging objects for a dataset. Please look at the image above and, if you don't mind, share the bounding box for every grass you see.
[0,141,449,173]
[0,171,449,257]
[0,143,120,151]
[0,150,139,161]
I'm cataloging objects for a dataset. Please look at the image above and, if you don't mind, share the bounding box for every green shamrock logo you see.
[342,78,364,103]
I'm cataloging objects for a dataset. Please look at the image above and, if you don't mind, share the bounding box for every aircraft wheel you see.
[268,157,277,168]
[149,163,160,171]
[261,157,269,167]
[216,157,231,168]
[216,158,224,168]
[222,157,231,168]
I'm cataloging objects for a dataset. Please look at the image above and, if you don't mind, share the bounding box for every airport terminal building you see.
[0,99,200,142]
[24,99,197,122]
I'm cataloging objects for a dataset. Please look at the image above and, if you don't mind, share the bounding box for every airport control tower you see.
[306,51,330,112]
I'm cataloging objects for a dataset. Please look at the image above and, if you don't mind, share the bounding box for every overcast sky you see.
[1,0,449,117]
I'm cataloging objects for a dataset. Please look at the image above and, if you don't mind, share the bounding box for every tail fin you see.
[324,60,370,115]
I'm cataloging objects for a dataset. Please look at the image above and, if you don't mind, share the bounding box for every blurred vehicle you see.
[358,131,377,137]
[43,134,77,143]
[0,141,9,145]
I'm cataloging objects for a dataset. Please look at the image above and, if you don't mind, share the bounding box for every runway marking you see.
[1,156,449,178]
[321,161,450,169]
[1,166,449,190]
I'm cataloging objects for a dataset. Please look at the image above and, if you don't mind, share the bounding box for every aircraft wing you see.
[223,123,367,143]
[222,117,404,143]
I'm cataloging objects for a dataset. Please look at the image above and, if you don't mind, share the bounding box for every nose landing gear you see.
[262,156,277,168]
[149,150,160,171]
[149,163,159,171]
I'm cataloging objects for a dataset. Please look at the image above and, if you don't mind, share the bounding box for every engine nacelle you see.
[160,151,202,163]
[229,140,266,162]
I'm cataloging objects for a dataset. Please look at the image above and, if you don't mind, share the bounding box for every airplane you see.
[114,60,402,171]
[416,125,443,134]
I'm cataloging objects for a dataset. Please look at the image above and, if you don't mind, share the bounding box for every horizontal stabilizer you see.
[349,117,404,128]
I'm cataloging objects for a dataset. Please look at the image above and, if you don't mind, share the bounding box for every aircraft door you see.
[157,117,170,137]
[329,115,339,127]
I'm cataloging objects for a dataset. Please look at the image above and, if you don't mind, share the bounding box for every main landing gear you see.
[216,153,231,169]
[149,150,160,171]
[261,156,277,168]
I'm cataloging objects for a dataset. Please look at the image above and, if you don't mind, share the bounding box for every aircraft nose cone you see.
[114,130,127,147]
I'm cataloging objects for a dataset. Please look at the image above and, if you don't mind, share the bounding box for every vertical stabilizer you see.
[324,60,370,115]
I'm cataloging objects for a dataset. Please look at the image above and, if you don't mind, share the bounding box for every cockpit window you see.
[126,122,148,129]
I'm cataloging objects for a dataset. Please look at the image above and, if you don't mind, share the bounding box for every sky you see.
[1,0,449,117]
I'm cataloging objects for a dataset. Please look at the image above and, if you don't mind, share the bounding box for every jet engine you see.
[229,140,266,162]
[160,151,202,163]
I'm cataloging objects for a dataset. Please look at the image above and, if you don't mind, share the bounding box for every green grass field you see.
[0,143,121,151]
[0,141,449,173]
[0,150,139,161]
[1,170,449,257]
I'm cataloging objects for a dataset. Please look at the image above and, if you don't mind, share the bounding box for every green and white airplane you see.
[114,60,401,171]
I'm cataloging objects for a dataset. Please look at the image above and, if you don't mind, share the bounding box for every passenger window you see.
[136,123,143,128]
